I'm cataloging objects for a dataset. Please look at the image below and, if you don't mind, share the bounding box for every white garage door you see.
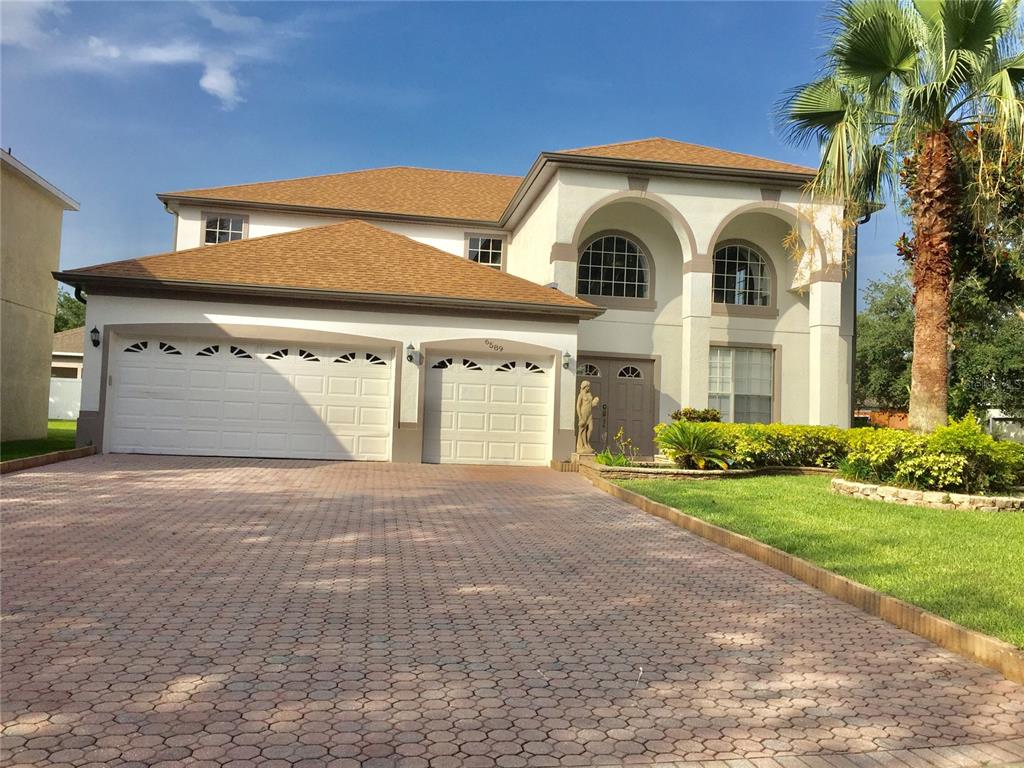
[107,337,393,460]
[424,355,553,465]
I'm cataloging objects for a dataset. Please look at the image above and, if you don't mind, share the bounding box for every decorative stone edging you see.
[0,445,97,475]
[577,456,836,481]
[831,477,1024,511]
[585,472,1024,685]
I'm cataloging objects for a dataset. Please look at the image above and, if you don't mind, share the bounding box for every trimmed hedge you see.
[660,413,1024,494]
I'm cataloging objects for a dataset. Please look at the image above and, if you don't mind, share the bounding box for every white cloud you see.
[199,61,241,109]
[0,0,68,48]
[194,3,262,35]
[0,1,302,110]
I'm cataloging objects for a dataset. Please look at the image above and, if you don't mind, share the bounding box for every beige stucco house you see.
[56,138,857,465]
[1,150,78,441]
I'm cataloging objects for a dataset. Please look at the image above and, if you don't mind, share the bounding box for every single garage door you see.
[107,337,393,460]
[424,355,552,465]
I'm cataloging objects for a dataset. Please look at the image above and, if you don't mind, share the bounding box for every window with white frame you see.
[708,347,773,423]
[577,233,649,299]
[204,214,246,244]
[713,243,771,306]
[467,236,503,268]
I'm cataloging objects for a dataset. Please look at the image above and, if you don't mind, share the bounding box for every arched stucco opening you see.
[570,197,690,311]
[706,202,829,290]
[570,190,697,264]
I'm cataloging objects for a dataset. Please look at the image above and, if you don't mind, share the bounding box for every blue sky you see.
[2,1,905,302]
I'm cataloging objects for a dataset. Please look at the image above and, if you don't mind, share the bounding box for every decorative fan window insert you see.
[577,363,600,377]
[365,353,387,366]
[230,346,252,359]
[266,348,288,360]
[432,358,453,369]
[158,342,182,355]
[496,361,517,372]
[124,341,148,353]
[524,361,544,374]
[299,349,320,362]
[197,345,220,357]
[618,366,643,379]
[334,352,356,363]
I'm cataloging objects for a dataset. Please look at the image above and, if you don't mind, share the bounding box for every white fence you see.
[48,378,82,420]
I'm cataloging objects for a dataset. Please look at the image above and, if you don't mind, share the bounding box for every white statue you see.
[576,380,600,454]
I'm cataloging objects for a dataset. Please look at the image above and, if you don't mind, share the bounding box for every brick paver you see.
[2,455,1022,767]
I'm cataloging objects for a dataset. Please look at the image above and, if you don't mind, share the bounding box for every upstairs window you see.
[467,235,503,269]
[204,214,247,244]
[713,243,771,307]
[577,233,650,299]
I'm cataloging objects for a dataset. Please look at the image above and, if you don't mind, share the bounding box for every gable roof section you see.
[555,137,817,177]
[159,167,523,224]
[53,327,85,355]
[55,220,601,319]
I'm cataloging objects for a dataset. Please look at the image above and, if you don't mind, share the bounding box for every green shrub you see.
[892,453,968,492]
[655,421,733,470]
[697,423,849,469]
[595,449,630,467]
[839,414,1021,493]
[844,427,927,482]
[670,407,721,422]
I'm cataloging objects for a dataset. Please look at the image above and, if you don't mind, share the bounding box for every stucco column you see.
[808,279,843,425]
[680,258,712,411]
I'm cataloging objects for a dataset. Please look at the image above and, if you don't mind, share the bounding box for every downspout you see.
[74,285,87,305]
[851,212,871,425]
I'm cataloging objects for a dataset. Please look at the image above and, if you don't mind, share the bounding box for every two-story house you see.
[56,138,854,466]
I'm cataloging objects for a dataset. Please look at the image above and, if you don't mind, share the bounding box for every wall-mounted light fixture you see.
[562,351,572,370]
[90,327,101,348]
[405,343,421,365]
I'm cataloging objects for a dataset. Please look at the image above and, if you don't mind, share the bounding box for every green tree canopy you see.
[54,288,85,333]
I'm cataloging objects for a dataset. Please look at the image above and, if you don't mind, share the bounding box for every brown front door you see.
[577,356,656,456]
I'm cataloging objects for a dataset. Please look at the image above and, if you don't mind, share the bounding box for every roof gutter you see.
[156,194,506,231]
[52,272,606,321]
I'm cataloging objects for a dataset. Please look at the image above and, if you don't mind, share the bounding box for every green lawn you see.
[619,475,1024,648]
[0,420,77,462]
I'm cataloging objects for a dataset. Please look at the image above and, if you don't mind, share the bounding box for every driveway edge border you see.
[585,472,1024,685]
[0,445,97,475]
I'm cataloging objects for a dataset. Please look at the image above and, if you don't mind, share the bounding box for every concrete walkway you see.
[2,456,1022,767]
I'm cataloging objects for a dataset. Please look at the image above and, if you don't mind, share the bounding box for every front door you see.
[576,356,656,456]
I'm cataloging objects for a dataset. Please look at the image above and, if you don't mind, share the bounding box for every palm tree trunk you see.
[908,127,957,432]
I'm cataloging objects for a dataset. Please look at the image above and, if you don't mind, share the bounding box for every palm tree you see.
[781,0,1023,432]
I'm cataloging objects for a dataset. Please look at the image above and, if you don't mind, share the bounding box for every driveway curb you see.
[586,472,1024,685]
[0,445,97,475]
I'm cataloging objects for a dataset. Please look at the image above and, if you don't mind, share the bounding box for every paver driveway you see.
[2,456,1023,768]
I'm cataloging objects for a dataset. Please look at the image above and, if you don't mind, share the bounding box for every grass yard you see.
[619,474,1024,648]
[0,419,77,462]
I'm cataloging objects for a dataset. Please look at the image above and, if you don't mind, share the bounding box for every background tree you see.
[54,288,85,333]
[782,0,1024,431]
[856,269,1024,418]
[855,273,913,410]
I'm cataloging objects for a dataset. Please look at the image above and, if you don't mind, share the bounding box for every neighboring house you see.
[1,150,79,441]
[49,326,84,420]
[52,326,85,378]
[55,137,856,466]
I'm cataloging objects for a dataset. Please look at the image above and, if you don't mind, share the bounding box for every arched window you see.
[577,233,650,299]
[713,243,771,307]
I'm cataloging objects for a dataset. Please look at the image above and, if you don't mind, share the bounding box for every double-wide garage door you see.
[107,336,394,460]
[423,355,552,465]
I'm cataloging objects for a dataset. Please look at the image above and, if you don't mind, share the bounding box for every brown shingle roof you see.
[52,327,84,354]
[558,137,817,176]
[160,167,523,223]
[58,220,600,317]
